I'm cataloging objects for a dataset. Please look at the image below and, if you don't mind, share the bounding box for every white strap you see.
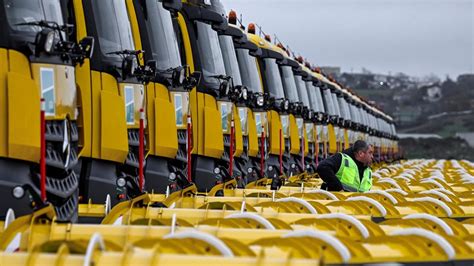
[317,213,370,239]
[284,230,351,263]
[225,213,276,230]
[347,196,388,217]
[412,197,453,217]
[84,233,106,266]
[419,190,452,203]
[364,190,398,204]
[385,188,408,196]
[306,189,338,200]
[420,179,445,189]
[390,228,455,260]
[430,188,455,196]
[104,194,111,216]
[393,176,410,182]
[4,208,15,230]
[276,197,318,214]
[403,213,454,235]
[376,178,402,190]
[164,230,234,257]
[171,213,177,235]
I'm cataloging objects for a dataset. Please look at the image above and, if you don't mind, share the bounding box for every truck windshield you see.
[338,97,351,121]
[196,21,226,86]
[349,104,360,123]
[236,49,262,93]
[322,88,335,115]
[219,35,242,86]
[331,92,341,117]
[5,0,64,35]
[280,65,299,102]
[92,0,135,58]
[295,76,309,107]
[315,86,326,113]
[306,82,320,112]
[144,0,181,71]
[262,58,285,99]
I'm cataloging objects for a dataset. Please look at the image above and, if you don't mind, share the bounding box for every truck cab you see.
[68,0,154,206]
[0,0,93,220]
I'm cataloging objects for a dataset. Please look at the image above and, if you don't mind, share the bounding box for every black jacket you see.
[316,147,368,191]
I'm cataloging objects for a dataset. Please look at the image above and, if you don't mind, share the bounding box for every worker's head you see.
[353,140,374,166]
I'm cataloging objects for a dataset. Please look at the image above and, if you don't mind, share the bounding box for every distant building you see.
[457,74,474,84]
[420,84,442,102]
[320,67,341,77]
[398,133,442,139]
[455,132,474,147]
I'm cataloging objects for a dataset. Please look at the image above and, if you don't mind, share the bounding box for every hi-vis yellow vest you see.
[335,153,372,192]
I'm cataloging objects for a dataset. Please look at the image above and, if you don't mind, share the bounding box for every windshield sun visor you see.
[183,4,227,30]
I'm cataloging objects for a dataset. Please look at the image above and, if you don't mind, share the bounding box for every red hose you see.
[186,114,192,182]
[279,129,282,174]
[138,108,144,192]
[260,126,265,178]
[229,119,234,177]
[40,98,46,202]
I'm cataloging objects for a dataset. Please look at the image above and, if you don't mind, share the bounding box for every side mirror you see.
[122,55,137,80]
[146,60,157,71]
[219,80,231,98]
[184,71,201,91]
[79,36,95,59]
[171,66,185,86]
[162,0,182,12]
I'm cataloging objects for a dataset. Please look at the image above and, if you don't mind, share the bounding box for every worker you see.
[316,140,374,192]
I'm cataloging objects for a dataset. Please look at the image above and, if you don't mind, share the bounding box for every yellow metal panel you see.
[7,72,40,162]
[195,92,204,155]
[344,129,350,149]
[101,72,119,94]
[203,95,224,158]
[0,49,8,157]
[125,0,144,64]
[176,13,199,155]
[268,110,282,155]
[328,124,337,154]
[233,105,243,157]
[289,115,300,154]
[177,13,194,73]
[247,109,259,157]
[146,83,156,155]
[154,83,170,101]
[73,0,87,39]
[100,90,128,162]
[73,0,89,157]
[76,60,92,157]
[91,71,101,158]
[154,97,179,158]
[8,50,30,75]
[303,125,309,156]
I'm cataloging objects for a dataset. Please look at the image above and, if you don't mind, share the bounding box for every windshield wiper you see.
[107,49,144,57]
[209,74,232,82]
[15,20,74,34]
[107,50,156,84]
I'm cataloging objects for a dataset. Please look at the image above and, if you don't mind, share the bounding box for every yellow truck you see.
[0,0,93,220]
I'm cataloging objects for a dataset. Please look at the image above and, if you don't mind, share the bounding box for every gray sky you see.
[221,0,473,78]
